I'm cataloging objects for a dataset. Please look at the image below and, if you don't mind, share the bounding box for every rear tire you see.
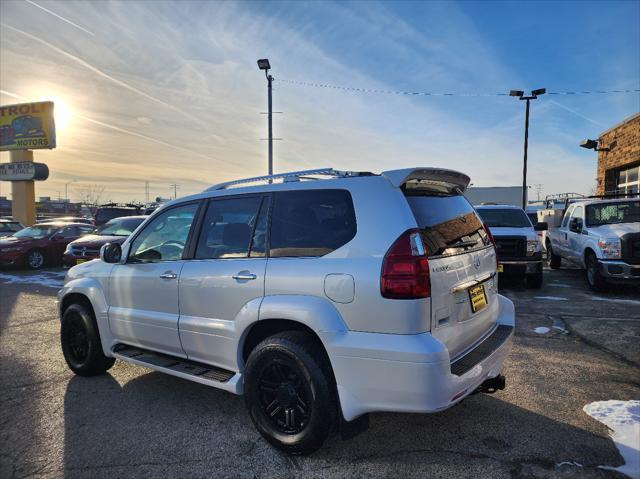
[25,249,45,270]
[585,252,607,292]
[526,271,543,289]
[61,303,115,376]
[547,242,561,269]
[243,331,337,455]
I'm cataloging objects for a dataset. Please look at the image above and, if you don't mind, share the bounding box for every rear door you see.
[405,191,498,360]
[178,194,268,370]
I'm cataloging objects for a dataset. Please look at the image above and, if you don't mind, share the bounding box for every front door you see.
[108,202,200,356]
[178,195,268,370]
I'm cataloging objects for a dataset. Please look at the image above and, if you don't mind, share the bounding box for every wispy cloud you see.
[546,99,607,128]
[25,0,95,36]
[1,22,201,123]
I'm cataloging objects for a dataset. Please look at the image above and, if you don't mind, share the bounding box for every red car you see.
[62,215,146,267]
[0,222,95,269]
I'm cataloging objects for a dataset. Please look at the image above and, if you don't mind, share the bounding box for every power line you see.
[276,79,640,98]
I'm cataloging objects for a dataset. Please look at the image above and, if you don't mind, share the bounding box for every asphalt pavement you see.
[0,265,638,478]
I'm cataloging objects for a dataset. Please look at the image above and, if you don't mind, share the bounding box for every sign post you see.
[0,101,56,226]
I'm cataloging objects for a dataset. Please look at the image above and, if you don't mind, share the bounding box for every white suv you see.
[58,167,515,454]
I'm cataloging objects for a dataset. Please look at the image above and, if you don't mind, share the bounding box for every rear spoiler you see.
[381,168,471,192]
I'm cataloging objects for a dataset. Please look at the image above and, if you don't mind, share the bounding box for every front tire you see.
[25,249,45,270]
[547,241,561,269]
[585,252,607,292]
[243,331,337,455]
[61,303,115,376]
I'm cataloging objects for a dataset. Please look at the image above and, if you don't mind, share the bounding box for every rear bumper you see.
[598,260,640,282]
[323,294,515,421]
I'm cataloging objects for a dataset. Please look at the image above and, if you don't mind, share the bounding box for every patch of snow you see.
[533,327,550,334]
[534,296,569,301]
[0,271,65,289]
[591,296,640,306]
[583,400,640,479]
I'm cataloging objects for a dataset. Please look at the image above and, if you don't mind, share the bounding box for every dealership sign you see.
[0,101,56,151]
[0,161,50,181]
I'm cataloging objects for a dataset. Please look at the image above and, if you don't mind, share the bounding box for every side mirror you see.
[100,243,122,263]
[534,222,548,232]
[569,218,582,233]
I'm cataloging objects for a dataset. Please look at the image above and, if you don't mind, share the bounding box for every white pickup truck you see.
[546,198,640,290]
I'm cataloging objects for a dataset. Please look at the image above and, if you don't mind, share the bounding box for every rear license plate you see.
[468,283,488,313]
[76,259,87,265]
[497,264,504,273]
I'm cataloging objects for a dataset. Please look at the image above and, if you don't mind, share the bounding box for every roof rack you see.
[205,168,372,192]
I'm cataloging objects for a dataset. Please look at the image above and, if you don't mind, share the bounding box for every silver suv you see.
[58,167,515,454]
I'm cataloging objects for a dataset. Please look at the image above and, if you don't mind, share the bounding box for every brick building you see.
[596,112,640,195]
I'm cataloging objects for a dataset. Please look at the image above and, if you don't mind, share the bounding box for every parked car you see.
[546,198,640,290]
[59,167,515,455]
[37,216,94,226]
[475,205,547,288]
[63,215,146,267]
[94,206,142,226]
[0,218,24,238]
[0,222,95,269]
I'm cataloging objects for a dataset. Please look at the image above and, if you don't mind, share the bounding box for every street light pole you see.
[257,59,274,176]
[510,88,546,209]
[522,97,530,210]
[267,72,273,176]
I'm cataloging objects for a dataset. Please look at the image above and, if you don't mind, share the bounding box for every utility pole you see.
[257,59,274,176]
[510,88,546,209]
[169,183,179,199]
[535,184,543,201]
[145,181,150,203]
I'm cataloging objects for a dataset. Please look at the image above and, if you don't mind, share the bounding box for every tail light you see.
[483,223,496,249]
[381,229,430,299]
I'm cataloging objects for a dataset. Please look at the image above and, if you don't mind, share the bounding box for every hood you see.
[0,236,39,247]
[589,222,640,238]
[486,226,536,239]
[68,234,127,248]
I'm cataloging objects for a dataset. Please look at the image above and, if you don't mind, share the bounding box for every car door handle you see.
[232,273,257,281]
[159,272,178,279]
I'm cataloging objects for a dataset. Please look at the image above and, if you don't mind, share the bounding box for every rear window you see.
[406,194,489,257]
[477,208,532,228]
[270,189,356,257]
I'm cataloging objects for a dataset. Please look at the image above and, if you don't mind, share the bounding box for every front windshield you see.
[477,208,532,228]
[96,217,144,236]
[0,223,20,232]
[586,201,640,227]
[13,225,59,239]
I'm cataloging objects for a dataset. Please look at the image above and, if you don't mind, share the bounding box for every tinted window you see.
[14,225,58,238]
[476,208,531,228]
[95,208,139,225]
[129,203,198,262]
[195,196,263,259]
[586,201,640,226]
[270,190,356,257]
[58,226,79,238]
[407,194,488,257]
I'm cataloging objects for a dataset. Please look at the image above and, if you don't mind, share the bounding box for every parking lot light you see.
[510,88,546,209]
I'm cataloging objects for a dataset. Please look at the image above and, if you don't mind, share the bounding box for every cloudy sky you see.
[1,0,638,203]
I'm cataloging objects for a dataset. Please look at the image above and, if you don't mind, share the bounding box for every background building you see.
[596,112,640,195]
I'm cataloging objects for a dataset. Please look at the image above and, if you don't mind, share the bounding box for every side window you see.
[58,226,79,238]
[129,203,199,262]
[572,206,584,228]
[79,225,94,235]
[561,206,574,228]
[195,196,263,259]
[270,189,356,258]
